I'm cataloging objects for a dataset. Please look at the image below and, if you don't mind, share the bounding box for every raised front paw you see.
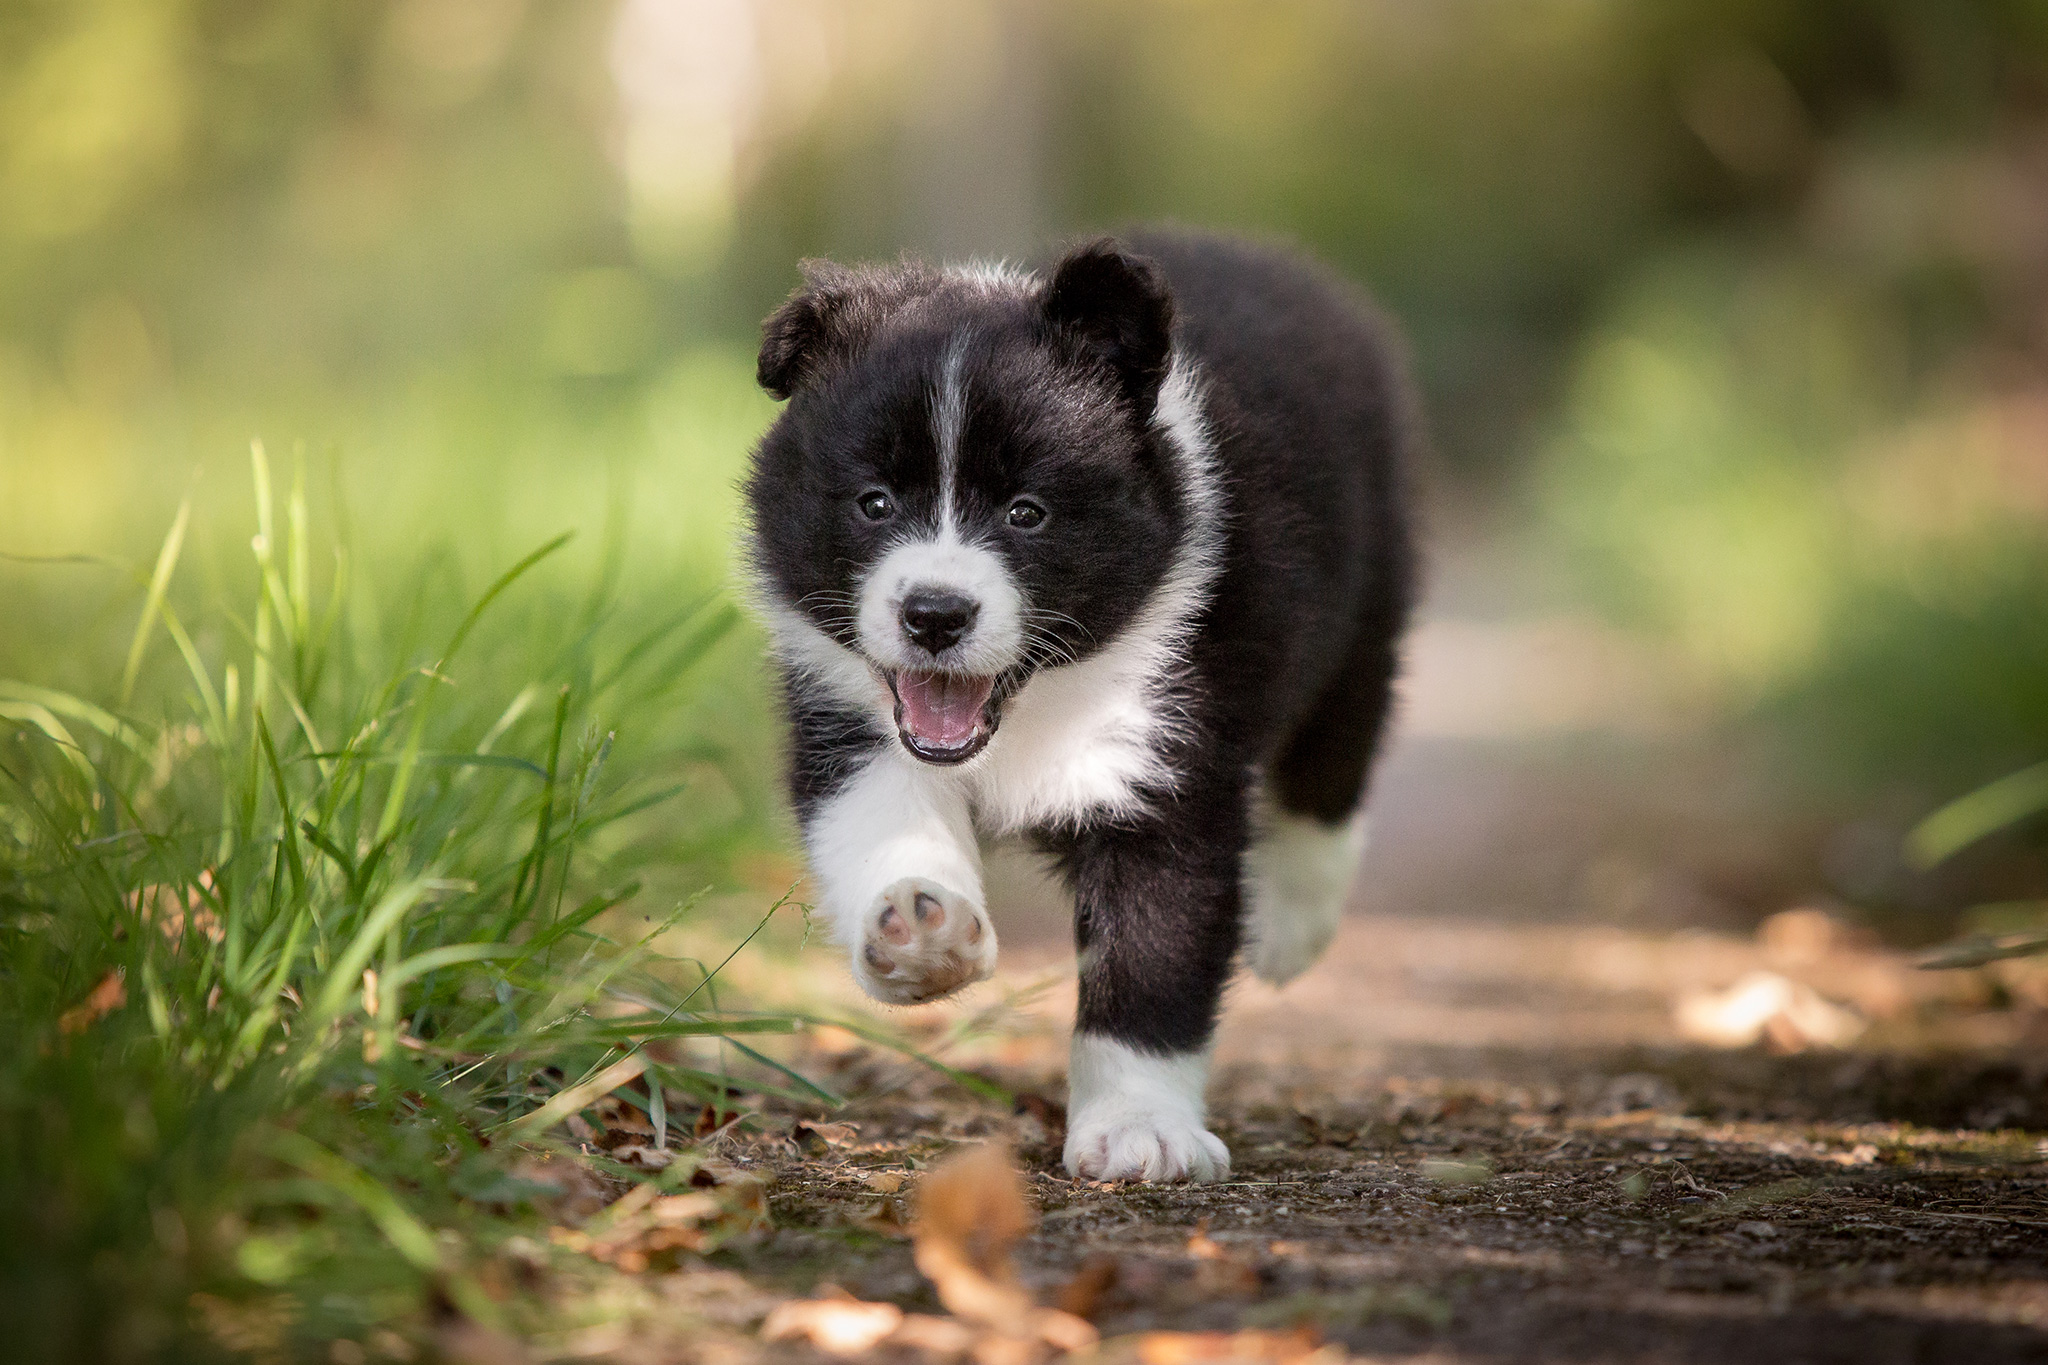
[852,877,997,1005]
[1063,1103,1231,1183]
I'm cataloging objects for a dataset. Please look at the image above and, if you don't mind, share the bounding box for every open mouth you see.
[887,669,998,764]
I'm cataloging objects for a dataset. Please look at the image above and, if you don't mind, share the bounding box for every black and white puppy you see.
[742,229,1418,1182]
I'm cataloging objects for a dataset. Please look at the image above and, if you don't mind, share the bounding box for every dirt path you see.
[586,611,2048,1364]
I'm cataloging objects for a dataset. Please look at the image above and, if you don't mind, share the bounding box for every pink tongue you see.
[896,671,994,749]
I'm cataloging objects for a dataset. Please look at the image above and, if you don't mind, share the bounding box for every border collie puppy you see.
[742,229,1418,1182]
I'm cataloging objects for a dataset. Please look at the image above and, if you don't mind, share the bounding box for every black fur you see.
[744,228,1419,1058]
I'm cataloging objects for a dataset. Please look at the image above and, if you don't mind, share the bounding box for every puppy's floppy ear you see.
[1040,239,1175,417]
[757,258,941,400]
[757,260,857,400]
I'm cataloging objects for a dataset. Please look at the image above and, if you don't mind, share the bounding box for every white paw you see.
[1243,803,1367,986]
[1244,905,1342,986]
[851,877,997,1005]
[1063,1103,1230,1183]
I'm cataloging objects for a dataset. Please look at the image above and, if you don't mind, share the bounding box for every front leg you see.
[1047,789,1246,1182]
[802,744,997,1006]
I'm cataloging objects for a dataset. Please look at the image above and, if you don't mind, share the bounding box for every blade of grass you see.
[1908,762,2048,868]
[376,534,572,843]
[791,1013,1013,1105]
[718,1036,841,1105]
[380,943,524,998]
[255,713,308,908]
[0,681,150,755]
[307,877,432,1031]
[155,602,229,742]
[648,1069,666,1149]
[499,1052,647,1140]
[525,882,641,955]
[505,686,571,933]
[0,702,101,789]
[251,441,275,719]
[307,751,549,779]
[119,497,191,709]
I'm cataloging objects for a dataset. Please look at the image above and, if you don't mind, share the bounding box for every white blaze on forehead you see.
[932,333,968,533]
[848,328,1025,681]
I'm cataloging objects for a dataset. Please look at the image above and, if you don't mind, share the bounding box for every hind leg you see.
[1243,797,1370,985]
[1244,629,1399,985]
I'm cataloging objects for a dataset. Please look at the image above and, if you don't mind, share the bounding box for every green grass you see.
[0,442,814,1361]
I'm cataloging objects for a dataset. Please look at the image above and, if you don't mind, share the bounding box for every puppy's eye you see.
[857,491,894,522]
[1006,498,1047,530]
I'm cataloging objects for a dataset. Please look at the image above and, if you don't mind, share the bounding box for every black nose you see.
[900,590,979,655]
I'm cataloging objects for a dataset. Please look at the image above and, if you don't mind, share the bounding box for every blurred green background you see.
[4,0,2046,852]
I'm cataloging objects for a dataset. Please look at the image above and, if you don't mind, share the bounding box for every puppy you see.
[742,229,1419,1181]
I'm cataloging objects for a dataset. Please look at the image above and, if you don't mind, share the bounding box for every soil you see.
[568,609,2048,1364]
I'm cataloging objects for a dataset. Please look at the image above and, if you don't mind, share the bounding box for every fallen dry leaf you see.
[911,1141,1100,1351]
[591,1093,656,1138]
[890,1312,979,1355]
[1014,1092,1068,1137]
[793,1119,861,1155]
[1675,971,1865,1051]
[550,1183,762,1271]
[849,1197,914,1238]
[1132,1327,1326,1365]
[606,1142,673,1170]
[914,1140,1040,1330]
[761,1296,904,1354]
[692,1102,742,1137]
[1757,905,1877,965]
[59,968,126,1034]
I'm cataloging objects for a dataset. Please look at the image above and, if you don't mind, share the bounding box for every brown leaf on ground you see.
[1130,1327,1327,1365]
[760,1295,904,1355]
[913,1140,1038,1329]
[59,968,126,1034]
[1674,971,1865,1051]
[590,1094,655,1138]
[793,1118,861,1154]
[890,1312,978,1355]
[695,1103,742,1137]
[550,1181,765,1272]
[1758,906,1879,964]
[606,1142,673,1170]
[848,1197,914,1238]
[912,1140,1100,1352]
[1013,1092,1068,1139]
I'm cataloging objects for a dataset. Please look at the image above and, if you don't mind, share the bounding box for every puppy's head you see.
[745,240,1185,765]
